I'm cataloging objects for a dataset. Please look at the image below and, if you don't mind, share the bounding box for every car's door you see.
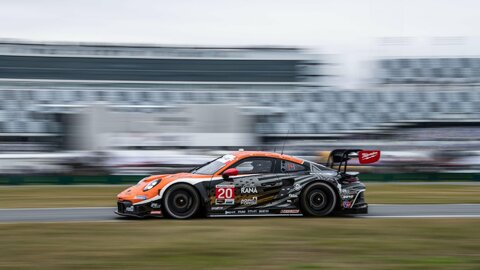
[209,157,281,214]
[232,157,282,208]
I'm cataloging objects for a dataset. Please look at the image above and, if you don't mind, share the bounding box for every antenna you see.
[280,129,290,155]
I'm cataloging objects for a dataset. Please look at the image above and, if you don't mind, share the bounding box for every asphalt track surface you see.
[0,204,479,223]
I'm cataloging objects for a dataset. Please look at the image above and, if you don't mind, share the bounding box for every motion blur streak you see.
[1,204,480,223]
[0,39,479,176]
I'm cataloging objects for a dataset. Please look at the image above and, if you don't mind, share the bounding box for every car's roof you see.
[230,151,304,164]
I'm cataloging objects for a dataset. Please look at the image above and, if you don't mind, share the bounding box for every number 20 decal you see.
[217,187,233,199]
[215,185,235,205]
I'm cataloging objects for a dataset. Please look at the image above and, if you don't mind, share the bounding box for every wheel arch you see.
[159,178,209,201]
[161,181,207,208]
[162,182,204,219]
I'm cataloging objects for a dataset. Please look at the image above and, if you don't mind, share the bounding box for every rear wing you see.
[326,149,381,173]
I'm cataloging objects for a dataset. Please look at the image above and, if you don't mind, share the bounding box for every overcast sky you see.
[1,0,479,88]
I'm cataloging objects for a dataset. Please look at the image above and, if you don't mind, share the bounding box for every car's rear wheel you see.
[163,184,200,219]
[300,182,337,217]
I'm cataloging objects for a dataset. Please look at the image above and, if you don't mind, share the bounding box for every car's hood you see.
[117,172,211,203]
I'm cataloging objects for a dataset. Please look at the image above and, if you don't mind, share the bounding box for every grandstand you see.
[0,40,479,149]
[0,40,323,148]
[378,58,480,84]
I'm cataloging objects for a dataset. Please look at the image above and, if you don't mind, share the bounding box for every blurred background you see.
[1,0,480,181]
[2,2,480,270]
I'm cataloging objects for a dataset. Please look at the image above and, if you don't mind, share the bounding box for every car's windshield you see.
[192,154,236,175]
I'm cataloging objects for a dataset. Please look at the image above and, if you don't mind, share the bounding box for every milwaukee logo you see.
[358,150,381,164]
[362,152,377,160]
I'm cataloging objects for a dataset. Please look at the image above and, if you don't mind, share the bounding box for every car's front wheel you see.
[163,184,200,219]
[300,182,337,217]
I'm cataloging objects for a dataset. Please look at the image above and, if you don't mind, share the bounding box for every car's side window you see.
[280,160,308,173]
[232,158,275,174]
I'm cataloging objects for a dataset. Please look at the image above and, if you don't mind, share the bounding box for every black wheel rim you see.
[308,190,327,211]
[169,190,193,214]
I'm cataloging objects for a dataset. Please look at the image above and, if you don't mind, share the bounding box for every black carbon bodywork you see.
[201,166,367,217]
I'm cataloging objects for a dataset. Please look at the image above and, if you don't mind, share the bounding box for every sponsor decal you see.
[343,201,352,208]
[286,162,296,171]
[221,209,272,215]
[288,193,298,198]
[150,203,161,208]
[240,197,258,206]
[135,195,147,200]
[280,209,300,214]
[215,199,234,205]
[125,206,134,212]
[358,150,381,164]
[342,194,354,199]
[241,185,258,194]
[293,183,301,191]
[211,206,225,211]
[215,185,235,205]
[150,210,162,215]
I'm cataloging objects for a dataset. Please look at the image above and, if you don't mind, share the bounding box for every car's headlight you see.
[143,179,160,191]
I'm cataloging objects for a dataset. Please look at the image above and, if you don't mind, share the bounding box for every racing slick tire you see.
[163,184,200,219]
[300,182,337,217]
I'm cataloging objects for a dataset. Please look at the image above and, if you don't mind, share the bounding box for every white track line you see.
[363,215,480,218]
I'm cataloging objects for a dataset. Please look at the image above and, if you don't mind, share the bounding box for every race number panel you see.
[215,185,235,205]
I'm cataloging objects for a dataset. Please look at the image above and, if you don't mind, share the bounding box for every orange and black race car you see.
[116,149,380,219]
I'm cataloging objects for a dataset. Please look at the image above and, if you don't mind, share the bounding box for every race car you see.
[115,149,380,219]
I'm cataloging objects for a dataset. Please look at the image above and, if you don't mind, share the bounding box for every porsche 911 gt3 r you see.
[115,149,380,219]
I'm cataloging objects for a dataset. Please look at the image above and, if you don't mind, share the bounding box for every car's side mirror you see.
[222,168,238,180]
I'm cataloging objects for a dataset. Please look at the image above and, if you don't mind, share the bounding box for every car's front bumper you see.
[115,200,163,218]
